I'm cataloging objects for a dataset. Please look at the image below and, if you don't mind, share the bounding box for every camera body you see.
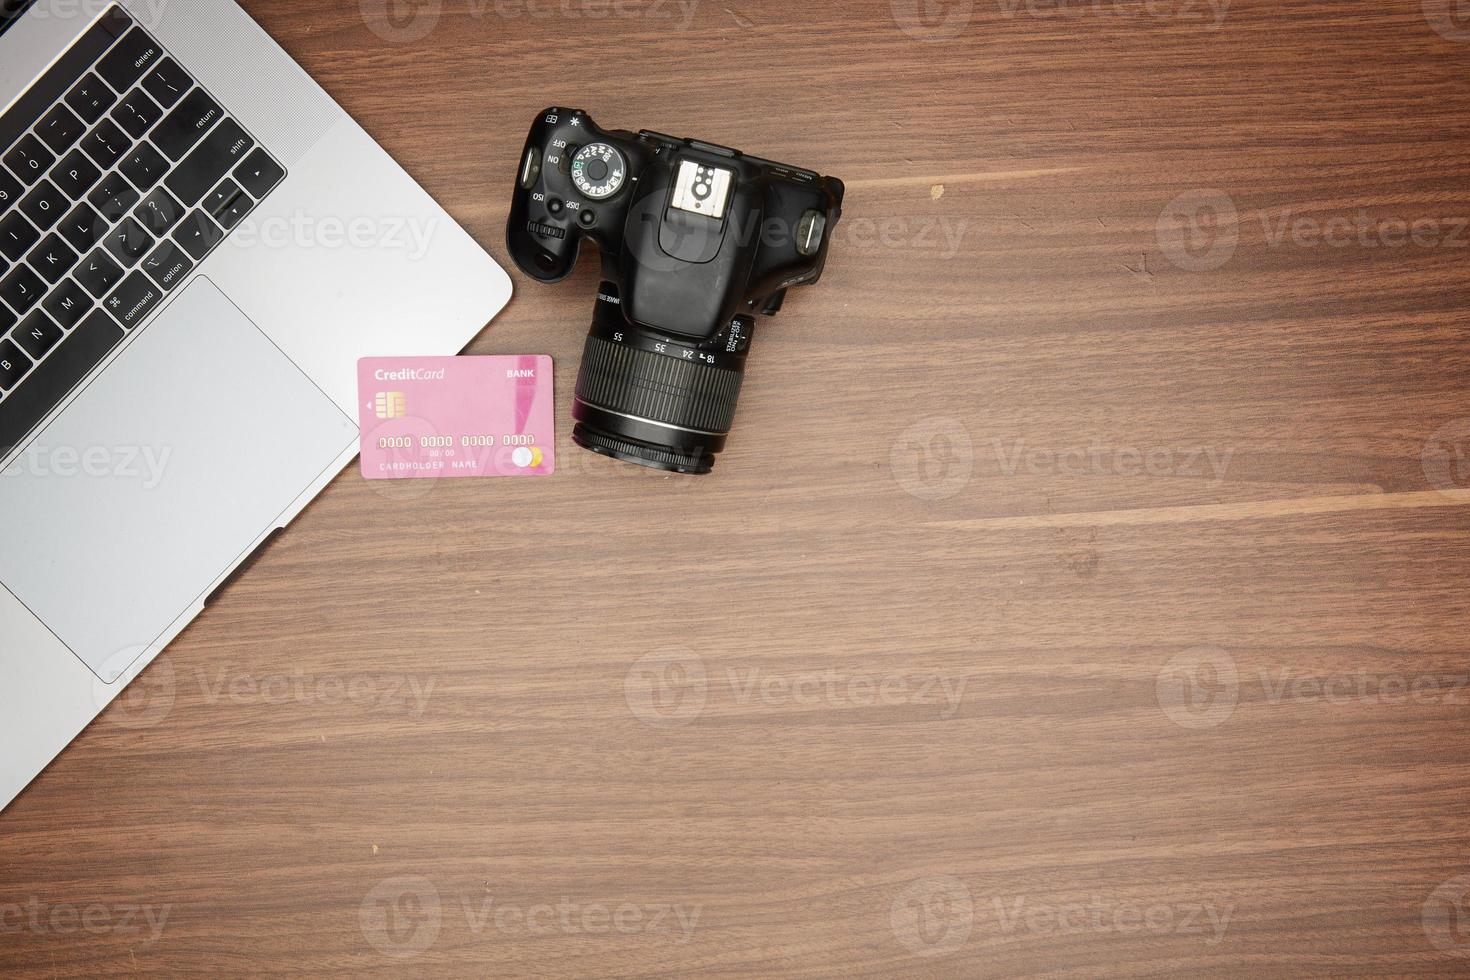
[507,107,845,474]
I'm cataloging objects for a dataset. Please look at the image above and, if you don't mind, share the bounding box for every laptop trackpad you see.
[0,279,355,681]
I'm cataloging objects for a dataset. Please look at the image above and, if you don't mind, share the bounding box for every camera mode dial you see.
[571,143,627,200]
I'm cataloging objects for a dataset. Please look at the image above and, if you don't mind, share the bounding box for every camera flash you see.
[671,160,733,220]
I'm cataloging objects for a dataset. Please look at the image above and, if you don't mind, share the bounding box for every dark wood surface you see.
[6,0,1470,975]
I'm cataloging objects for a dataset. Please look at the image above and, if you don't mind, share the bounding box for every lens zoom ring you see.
[576,335,744,434]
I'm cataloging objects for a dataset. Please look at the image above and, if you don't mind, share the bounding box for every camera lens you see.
[572,288,748,474]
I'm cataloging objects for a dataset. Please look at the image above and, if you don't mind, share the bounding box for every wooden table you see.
[6,0,1470,975]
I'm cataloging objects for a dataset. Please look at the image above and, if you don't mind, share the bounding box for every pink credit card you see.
[357,356,555,479]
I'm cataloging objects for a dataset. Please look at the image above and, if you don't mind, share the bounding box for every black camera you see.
[507,108,845,474]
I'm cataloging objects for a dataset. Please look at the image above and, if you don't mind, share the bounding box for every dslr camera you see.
[507,108,845,474]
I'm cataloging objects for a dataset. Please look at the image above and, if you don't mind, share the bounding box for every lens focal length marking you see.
[590,299,747,371]
[594,322,725,369]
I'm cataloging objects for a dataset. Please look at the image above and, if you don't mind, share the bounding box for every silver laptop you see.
[0,0,512,809]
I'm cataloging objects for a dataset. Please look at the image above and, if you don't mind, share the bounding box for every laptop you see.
[0,0,512,809]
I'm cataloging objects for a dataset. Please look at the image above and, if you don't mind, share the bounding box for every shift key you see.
[165,119,253,206]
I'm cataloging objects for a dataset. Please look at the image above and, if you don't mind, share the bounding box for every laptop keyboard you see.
[0,5,286,455]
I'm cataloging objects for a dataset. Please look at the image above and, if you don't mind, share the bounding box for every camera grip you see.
[511,222,579,283]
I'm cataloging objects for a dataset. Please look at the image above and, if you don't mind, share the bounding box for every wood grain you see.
[5,0,1470,975]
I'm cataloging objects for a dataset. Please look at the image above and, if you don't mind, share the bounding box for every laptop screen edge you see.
[0,0,41,38]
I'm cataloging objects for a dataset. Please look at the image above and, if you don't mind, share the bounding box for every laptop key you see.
[4,135,55,186]
[166,119,253,206]
[97,27,163,93]
[105,217,153,268]
[103,272,161,329]
[152,88,223,162]
[0,212,40,262]
[111,88,161,139]
[134,188,183,236]
[203,178,244,218]
[19,180,66,231]
[0,311,124,454]
[216,194,252,232]
[65,72,117,124]
[76,250,123,299]
[174,209,224,261]
[37,105,86,155]
[0,264,46,313]
[12,310,63,360]
[59,203,109,253]
[141,58,192,109]
[0,300,13,335]
[141,239,192,291]
[0,339,32,390]
[120,142,169,191]
[26,233,78,285]
[51,149,102,199]
[42,278,91,330]
[80,119,131,170]
[88,172,141,223]
[233,149,285,199]
[0,169,21,214]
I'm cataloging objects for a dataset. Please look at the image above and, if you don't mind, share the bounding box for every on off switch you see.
[518,146,541,189]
